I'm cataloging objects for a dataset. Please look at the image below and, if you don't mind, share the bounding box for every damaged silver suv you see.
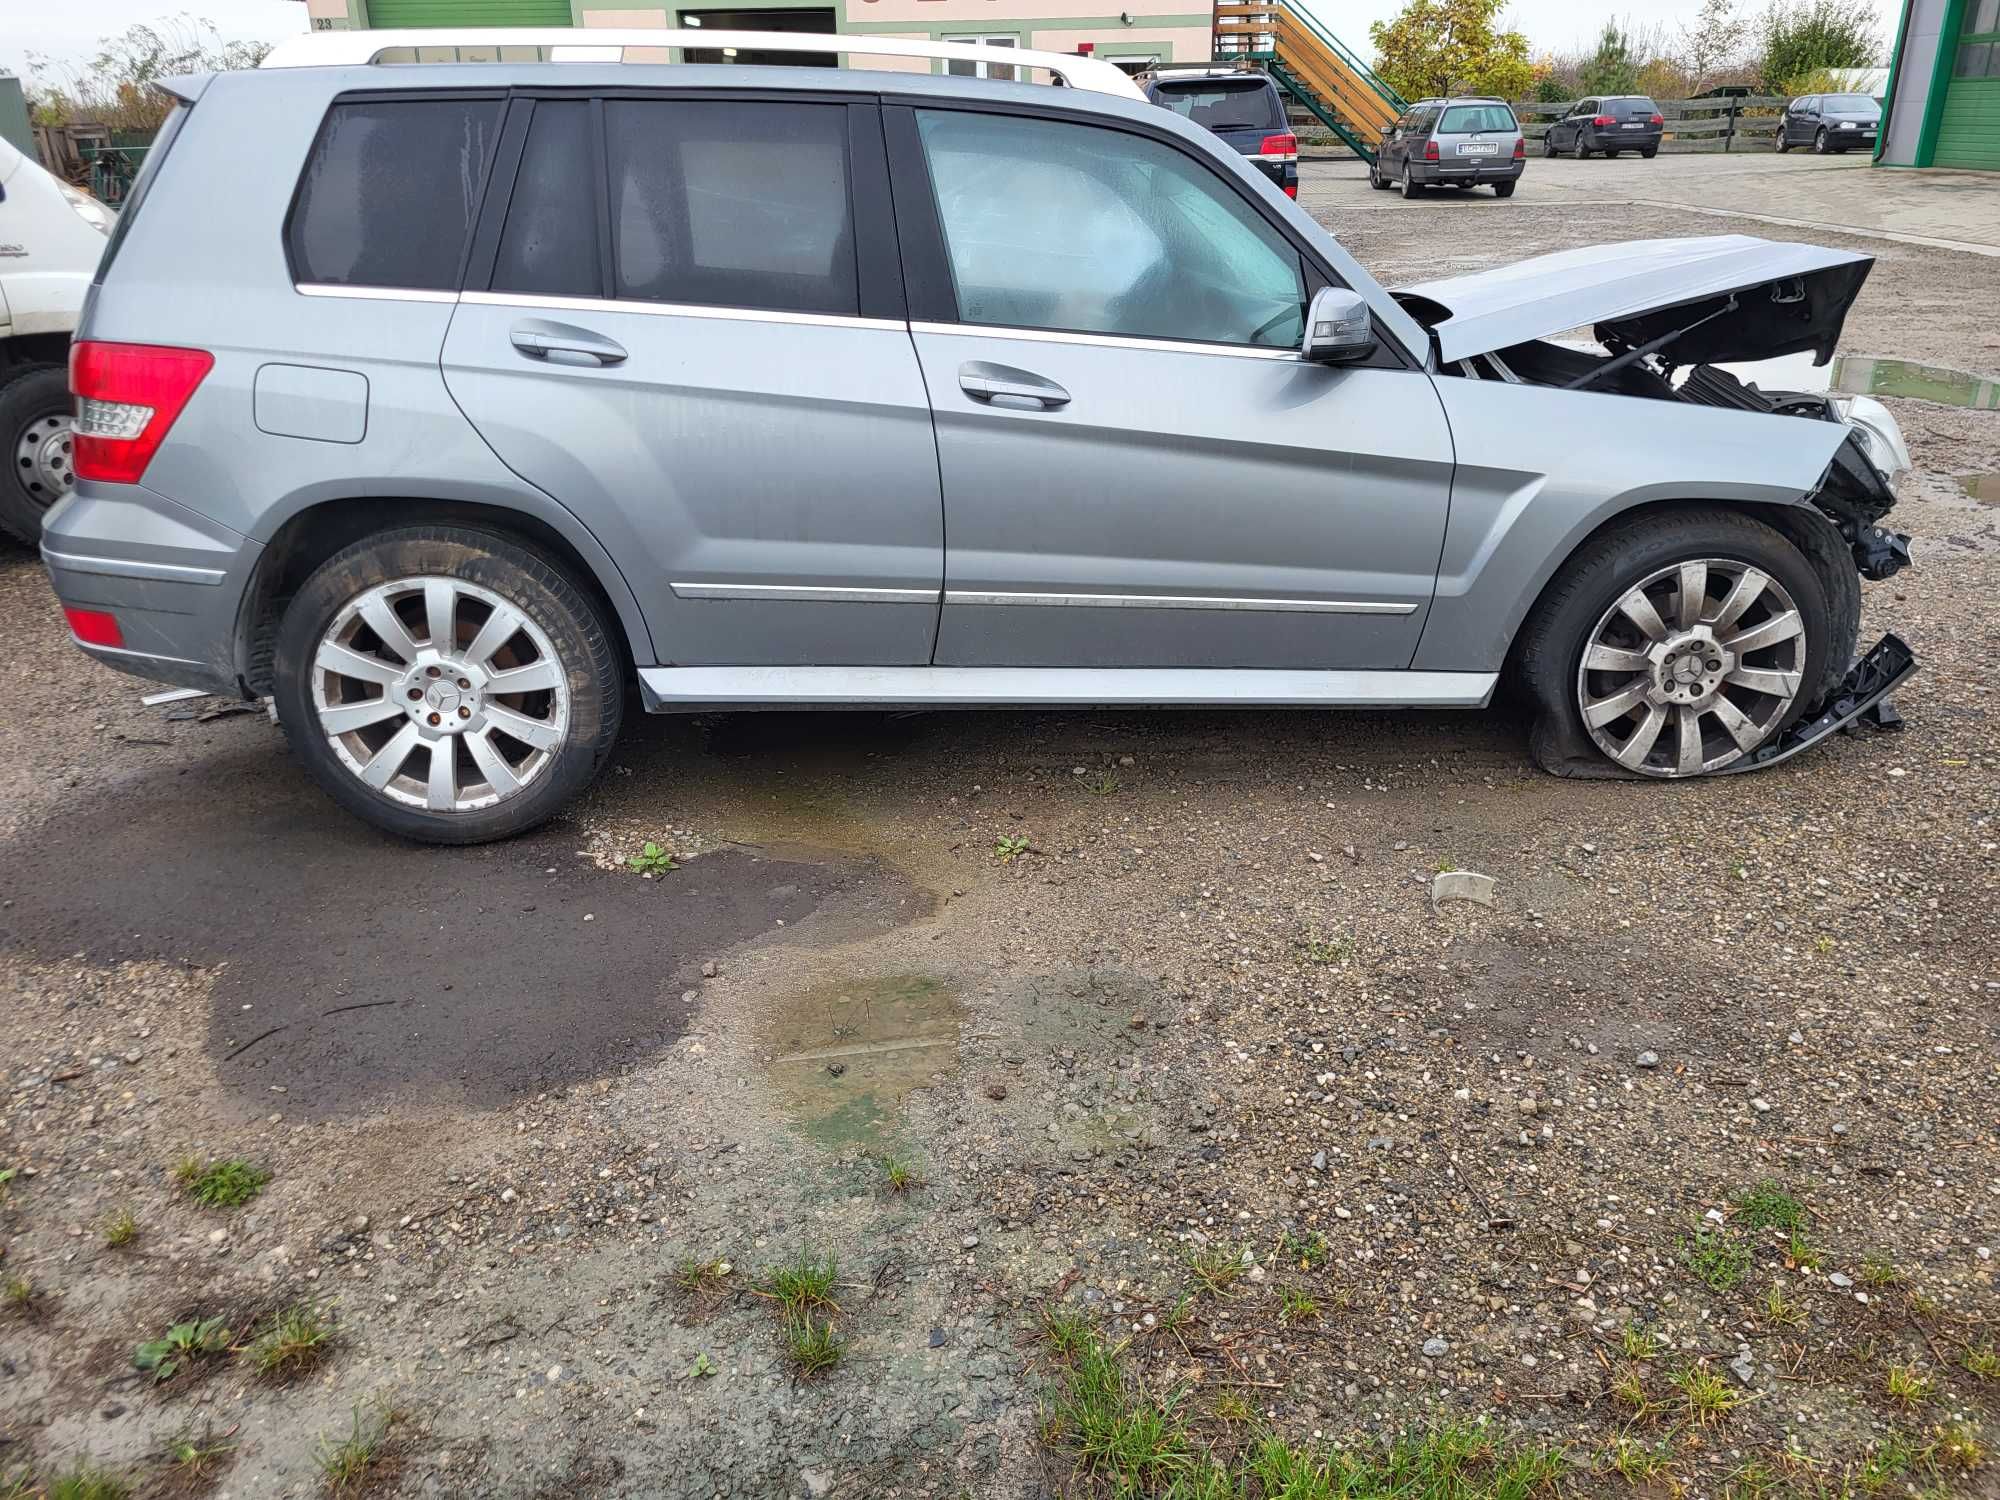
[41,30,1913,844]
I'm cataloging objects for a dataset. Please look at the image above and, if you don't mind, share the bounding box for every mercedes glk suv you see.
[42,30,1913,844]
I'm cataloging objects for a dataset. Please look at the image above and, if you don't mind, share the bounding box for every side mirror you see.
[1301,287,1376,364]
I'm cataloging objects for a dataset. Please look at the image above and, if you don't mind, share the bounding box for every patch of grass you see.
[1681,1225,1751,1292]
[1733,1180,1807,1233]
[1859,1431,1923,1492]
[1885,1362,1933,1407]
[1726,1458,1782,1498]
[170,1156,201,1189]
[1859,1251,1901,1287]
[1044,1328,1192,1491]
[1042,1306,1095,1361]
[1080,773,1121,797]
[625,841,677,874]
[1298,930,1353,966]
[1276,1228,1330,1270]
[1158,1291,1196,1338]
[1277,1288,1319,1325]
[781,1313,841,1377]
[759,1249,839,1317]
[1785,1227,1824,1270]
[879,1154,921,1193]
[1186,1242,1247,1297]
[4,1277,36,1315]
[1610,1365,1653,1417]
[1603,1436,1676,1486]
[162,1423,236,1482]
[249,1302,333,1379]
[180,1160,268,1209]
[994,834,1030,863]
[133,1317,232,1384]
[101,1207,138,1250]
[1937,1421,1985,1472]
[1965,1342,2000,1381]
[1433,859,1458,873]
[671,1255,728,1296]
[41,1465,130,1500]
[1671,1362,1747,1426]
[1764,1282,1807,1330]
[1212,1390,1256,1425]
[313,1402,396,1496]
[1619,1321,1661,1361]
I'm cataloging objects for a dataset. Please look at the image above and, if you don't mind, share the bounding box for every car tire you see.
[1369,160,1388,188]
[1573,136,1591,159]
[1640,146,1658,158]
[1400,165,1421,199]
[1813,127,1829,153]
[1493,180,1517,197]
[273,524,625,845]
[1541,132,1557,157]
[1604,148,1621,158]
[1775,128,1790,152]
[0,363,75,546]
[1514,507,1848,778]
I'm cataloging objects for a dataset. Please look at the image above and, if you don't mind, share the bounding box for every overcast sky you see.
[1,0,1901,76]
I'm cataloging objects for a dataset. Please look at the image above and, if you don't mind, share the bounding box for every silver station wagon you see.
[42,30,1914,843]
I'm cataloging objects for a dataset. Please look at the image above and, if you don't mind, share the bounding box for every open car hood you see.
[1395,235,1874,367]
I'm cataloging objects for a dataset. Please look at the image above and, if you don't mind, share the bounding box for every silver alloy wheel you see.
[311,576,570,813]
[1575,559,1806,777]
[14,412,75,508]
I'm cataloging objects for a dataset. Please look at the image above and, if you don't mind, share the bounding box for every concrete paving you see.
[1301,150,2000,256]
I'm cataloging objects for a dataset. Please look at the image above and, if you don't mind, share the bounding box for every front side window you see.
[606,100,856,316]
[915,110,1305,348]
[289,96,503,289]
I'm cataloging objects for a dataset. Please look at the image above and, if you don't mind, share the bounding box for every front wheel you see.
[1515,509,1845,778]
[1541,132,1557,157]
[273,525,625,844]
[1813,127,1829,153]
[1369,159,1388,189]
[0,363,75,545]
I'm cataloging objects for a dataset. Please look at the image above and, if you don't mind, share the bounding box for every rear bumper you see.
[39,484,258,695]
[1249,157,1299,195]
[1411,158,1524,183]
[1584,127,1663,151]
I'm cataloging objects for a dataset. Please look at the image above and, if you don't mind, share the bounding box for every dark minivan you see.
[1142,66,1299,197]
[1542,95,1665,157]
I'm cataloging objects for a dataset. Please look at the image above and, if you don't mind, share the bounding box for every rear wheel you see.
[273,525,624,844]
[1573,136,1591,159]
[1401,164,1422,199]
[0,364,75,545]
[1494,180,1517,197]
[1640,146,1658,158]
[1516,509,1843,778]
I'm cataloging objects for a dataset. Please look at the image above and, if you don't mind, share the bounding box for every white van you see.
[0,134,112,542]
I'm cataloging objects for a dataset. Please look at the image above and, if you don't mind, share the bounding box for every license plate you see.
[1622,122,1644,129]
[1458,141,1497,155]
[1841,122,1857,129]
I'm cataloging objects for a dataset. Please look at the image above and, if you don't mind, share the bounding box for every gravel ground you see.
[1,161,1996,1500]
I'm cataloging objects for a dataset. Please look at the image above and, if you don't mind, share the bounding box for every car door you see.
[1800,96,1821,142]
[887,104,1454,671]
[440,92,943,668]
[1380,109,1408,169]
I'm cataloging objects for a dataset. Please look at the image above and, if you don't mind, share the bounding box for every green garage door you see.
[365,0,574,25]
[1935,0,2000,168]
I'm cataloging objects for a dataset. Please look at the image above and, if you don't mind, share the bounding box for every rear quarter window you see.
[93,101,190,287]
[287,96,504,290]
[1438,105,1517,132]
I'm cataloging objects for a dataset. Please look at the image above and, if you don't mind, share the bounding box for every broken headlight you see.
[1830,394,1913,496]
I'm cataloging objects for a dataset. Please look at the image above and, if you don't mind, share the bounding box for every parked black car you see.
[1141,66,1299,198]
[1542,95,1665,158]
[1371,97,1525,197]
[1775,92,1881,153]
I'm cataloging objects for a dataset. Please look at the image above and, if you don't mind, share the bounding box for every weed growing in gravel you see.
[1860,1251,1901,1286]
[170,1156,201,1188]
[1966,1342,2000,1381]
[1727,1457,1783,1499]
[759,1249,839,1317]
[670,1255,728,1296]
[1042,1307,1095,1360]
[1619,1321,1661,1361]
[0,1167,15,1197]
[1603,1437,1675,1485]
[181,1160,269,1209]
[1186,1243,1247,1296]
[880,1155,922,1192]
[1158,1292,1196,1338]
[1276,1228,1330,1270]
[1885,1362,1933,1406]
[133,1317,232,1384]
[163,1423,236,1482]
[1784,1227,1824,1270]
[1681,1226,1751,1291]
[1609,1365,1652,1416]
[994,834,1030,863]
[37,1464,129,1500]
[1764,1283,1807,1330]
[782,1314,842,1377]
[1671,1363,1746,1425]
[1213,1390,1255,1425]
[1859,1431,1923,1491]
[4,1278,36,1315]
[314,1401,397,1496]
[1080,773,1120,797]
[626,842,677,874]
[1297,929,1353,966]
[101,1207,138,1249]
[249,1302,333,1379]
[1277,1288,1318,1325]
[1937,1421,1985,1470]
[1733,1180,1807,1232]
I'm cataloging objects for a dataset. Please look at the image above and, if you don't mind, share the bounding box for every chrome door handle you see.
[510,320,628,366]
[959,362,1070,410]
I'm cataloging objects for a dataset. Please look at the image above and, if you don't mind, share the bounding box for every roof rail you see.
[258,28,1144,98]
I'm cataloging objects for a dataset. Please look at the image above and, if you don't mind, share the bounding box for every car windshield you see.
[1438,104,1517,132]
[1823,93,1880,113]
[1152,80,1283,131]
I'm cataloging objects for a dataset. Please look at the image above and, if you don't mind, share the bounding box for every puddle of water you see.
[1831,357,2000,409]
[1962,473,2000,504]
[761,974,961,1152]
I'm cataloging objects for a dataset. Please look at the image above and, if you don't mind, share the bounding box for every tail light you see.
[1423,139,1439,161]
[1512,136,1525,158]
[63,607,125,649]
[1649,113,1665,126]
[1592,114,1616,127]
[69,341,214,485]
[1283,182,1298,198]
[1258,131,1298,160]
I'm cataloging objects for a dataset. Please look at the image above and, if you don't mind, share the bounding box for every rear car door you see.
[889,103,1454,671]
[441,91,943,667]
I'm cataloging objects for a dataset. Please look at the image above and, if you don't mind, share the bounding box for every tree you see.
[28,17,271,134]
[1369,0,1535,102]
[1578,22,1640,95]
[1678,0,1749,92]
[1756,0,1879,90]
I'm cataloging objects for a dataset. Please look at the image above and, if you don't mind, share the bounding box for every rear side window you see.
[493,100,601,298]
[1152,81,1284,132]
[1438,104,1516,132]
[605,100,856,316]
[289,96,503,290]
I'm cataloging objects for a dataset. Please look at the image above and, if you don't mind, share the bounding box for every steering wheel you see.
[1248,306,1299,345]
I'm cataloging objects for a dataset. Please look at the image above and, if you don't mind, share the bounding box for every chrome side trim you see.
[671,581,939,604]
[944,589,1415,615]
[295,283,460,304]
[461,290,905,333]
[42,549,228,585]
[910,321,1302,362]
[638,665,1498,710]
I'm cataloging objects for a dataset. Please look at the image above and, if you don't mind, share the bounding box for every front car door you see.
[441,91,943,667]
[886,103,1454,671]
